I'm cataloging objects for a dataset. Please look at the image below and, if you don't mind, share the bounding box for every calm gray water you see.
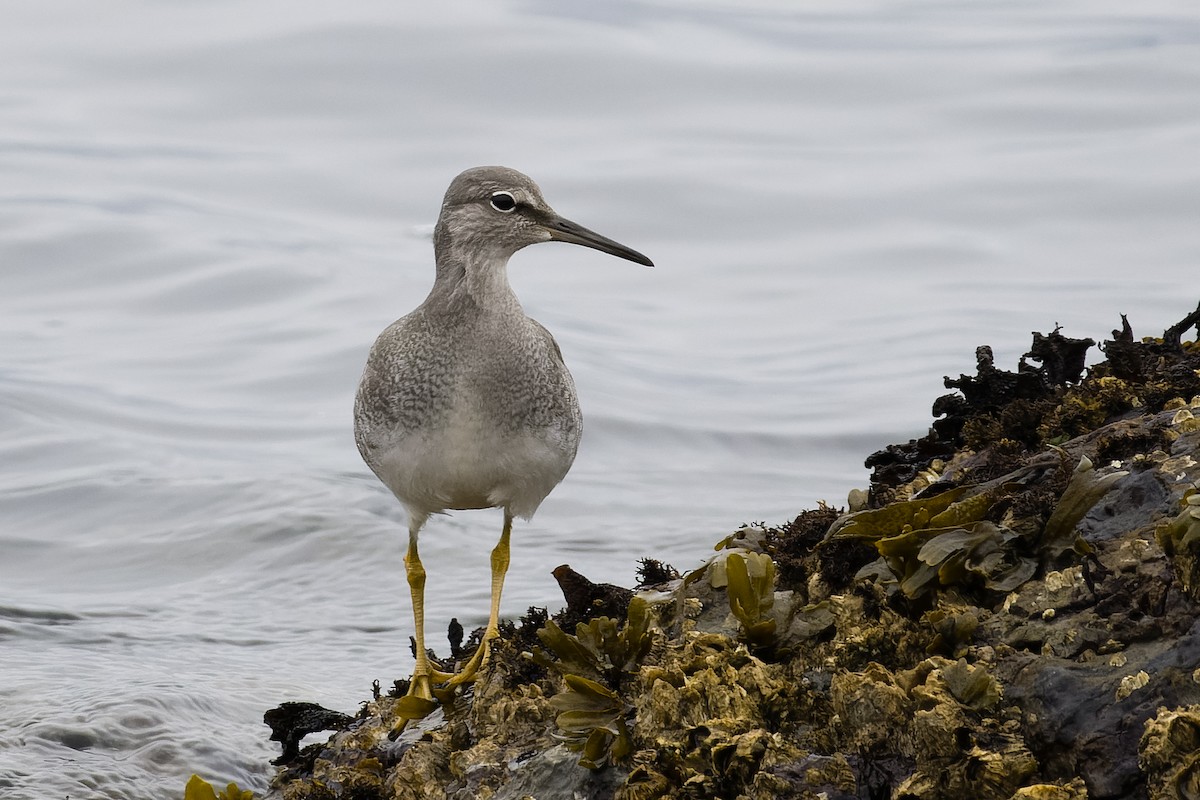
[2,2,1198,797]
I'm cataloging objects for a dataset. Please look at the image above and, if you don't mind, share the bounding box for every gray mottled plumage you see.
[352,166,651,710]
[355,166,651,524]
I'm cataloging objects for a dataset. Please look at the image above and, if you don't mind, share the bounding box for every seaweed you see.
[547,674,633,769]
[184,775,255,800]
[871,521,1036,600]
[833,455,1126,602]
[532,596,654,768]
[1155,481,1200,602]
[1039,454,1128,557]
[533,596,652,686]
[723,551,777,649]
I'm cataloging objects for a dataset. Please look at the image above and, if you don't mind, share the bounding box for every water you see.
[2,1,1198,797]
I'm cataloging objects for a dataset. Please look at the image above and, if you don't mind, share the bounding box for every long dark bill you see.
[544,214,654,267]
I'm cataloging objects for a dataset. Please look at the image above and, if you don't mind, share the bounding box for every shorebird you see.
[354,166,653,717]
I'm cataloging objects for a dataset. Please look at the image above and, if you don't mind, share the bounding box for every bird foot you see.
[390,631,500,731]
[444,629,498,688]
[393,693,437,722]
[392,670,442,723]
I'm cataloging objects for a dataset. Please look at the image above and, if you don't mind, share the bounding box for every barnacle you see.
[941,658,1002,711]
[923,607,980,655]
[1139,705,1200,800]
[784,600,836,642]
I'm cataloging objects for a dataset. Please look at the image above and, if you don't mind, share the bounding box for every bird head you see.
[434,166,654,268]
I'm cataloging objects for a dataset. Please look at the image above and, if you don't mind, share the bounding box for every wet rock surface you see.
[265,304,1200,800]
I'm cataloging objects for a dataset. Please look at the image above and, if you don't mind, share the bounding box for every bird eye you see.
[490,192,517,213]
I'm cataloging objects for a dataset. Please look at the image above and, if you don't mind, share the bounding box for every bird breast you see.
[355,308,583,520]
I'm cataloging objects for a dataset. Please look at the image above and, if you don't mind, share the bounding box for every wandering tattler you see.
[354,166,653,717]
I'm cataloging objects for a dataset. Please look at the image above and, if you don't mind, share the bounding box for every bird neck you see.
[430,225,522,314]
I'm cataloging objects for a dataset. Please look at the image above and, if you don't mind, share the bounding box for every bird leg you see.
[446,511,512,687]
[395,528,442,720]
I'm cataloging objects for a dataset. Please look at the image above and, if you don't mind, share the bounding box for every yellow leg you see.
[446,510,512,687]
[395,521,444,720]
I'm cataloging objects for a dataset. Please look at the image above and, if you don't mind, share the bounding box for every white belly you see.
[373,406,579,521]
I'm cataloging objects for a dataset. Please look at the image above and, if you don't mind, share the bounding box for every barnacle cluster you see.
[262,304,1200,799]
[1139,705,1200,800]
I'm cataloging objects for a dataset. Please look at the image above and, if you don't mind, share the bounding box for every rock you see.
[262,304,1200,799]
[262,702,354,767]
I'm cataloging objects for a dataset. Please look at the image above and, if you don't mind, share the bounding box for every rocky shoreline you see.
[262,303,1200,800]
